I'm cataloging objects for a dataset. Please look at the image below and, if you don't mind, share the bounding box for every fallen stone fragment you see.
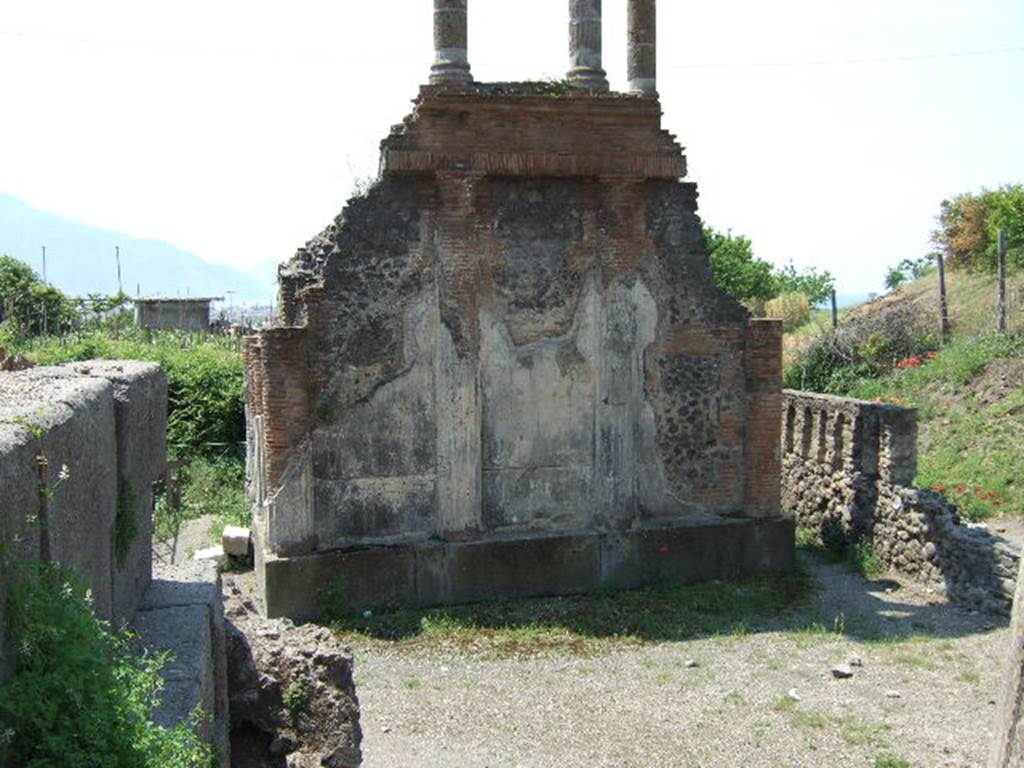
[222,525,251,557]
[223,576,361,768]
[787,689,801,702]
[193,544,226,566]
[684,659,699,668]
[831,666,855,679]
[885,690,902,699]
[849,657,864,667]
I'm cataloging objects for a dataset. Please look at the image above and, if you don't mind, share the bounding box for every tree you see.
[704,227,836,306]
[884,257,934,291]
[932,183,1024,271]
[884,266,907,291]
[0,254,75,337]
[704,227,777,301]
[773,262,835,306]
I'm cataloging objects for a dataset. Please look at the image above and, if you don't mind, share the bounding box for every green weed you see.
[0,561,213,767]
[326,570,812,659]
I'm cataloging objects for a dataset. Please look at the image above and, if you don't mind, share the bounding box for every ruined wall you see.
[135,299,213,332]
[782,389,1020,613]
[246,86,792,618]
[0,361,167,679]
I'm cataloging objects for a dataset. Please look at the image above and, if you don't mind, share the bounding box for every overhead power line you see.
[664,44,1024,70]
[2,28,1022,71]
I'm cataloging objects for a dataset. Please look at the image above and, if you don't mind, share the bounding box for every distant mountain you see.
[0,192,277,304]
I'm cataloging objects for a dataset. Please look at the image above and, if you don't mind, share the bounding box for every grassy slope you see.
[786,269,1024,520]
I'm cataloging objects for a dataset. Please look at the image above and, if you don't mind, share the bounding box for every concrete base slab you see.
[256,517,795,620]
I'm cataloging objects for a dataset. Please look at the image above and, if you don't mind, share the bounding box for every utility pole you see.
[40,245,48,336]
[116,246,123,295]
[937,252,950,343]
[998,229,1007,333]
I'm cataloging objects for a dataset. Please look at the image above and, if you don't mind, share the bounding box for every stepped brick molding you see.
[782,389,1020,614]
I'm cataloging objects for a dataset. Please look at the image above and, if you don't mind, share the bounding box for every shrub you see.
[765,292,811,331]
[785,299,936,394]
[0,561,213,768]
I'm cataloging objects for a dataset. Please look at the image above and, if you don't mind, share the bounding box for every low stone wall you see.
[0,361,167,679]
[782,389,1020,613]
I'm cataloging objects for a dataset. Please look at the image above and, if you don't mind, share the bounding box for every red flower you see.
[657,546,670,554]
[955,484,966,493]
[931,484,947,492]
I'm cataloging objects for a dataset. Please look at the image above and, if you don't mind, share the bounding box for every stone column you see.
[567,0,608,92]
[627,0,657,94]
[430,0,472,85]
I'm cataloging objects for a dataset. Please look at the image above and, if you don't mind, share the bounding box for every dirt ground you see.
[347,556,1012,768]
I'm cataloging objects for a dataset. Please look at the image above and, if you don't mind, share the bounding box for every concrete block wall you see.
[0,361,166,680]
[782,389,1020,613]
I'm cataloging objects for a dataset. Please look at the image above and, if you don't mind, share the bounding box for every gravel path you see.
[349,559,1010,768]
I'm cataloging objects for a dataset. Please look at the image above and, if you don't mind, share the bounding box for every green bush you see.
[0,561,213,768]
[16,330,244,455]
[784,300,936,394]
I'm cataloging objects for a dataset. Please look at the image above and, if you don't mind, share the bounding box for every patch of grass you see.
[403,678,423,690]
[325,569,813,659]
[847,332,1024,520]
[836,716,891,748]
[851,540,885,579]
[283,681,311,727]
[771,695,827,729]
[874,634,970,671]
[874,754,911,768]
[959,666,982,684]
[154,453,248,544]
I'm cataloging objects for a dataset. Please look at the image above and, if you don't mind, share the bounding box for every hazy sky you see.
[2,1,1022,293]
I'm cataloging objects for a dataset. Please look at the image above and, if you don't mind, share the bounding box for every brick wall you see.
[245,85,788,564]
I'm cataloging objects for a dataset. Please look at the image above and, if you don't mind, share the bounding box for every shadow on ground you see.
[319,549,1007,657]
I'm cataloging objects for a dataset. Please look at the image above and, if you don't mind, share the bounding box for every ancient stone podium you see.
[244,0,793,619]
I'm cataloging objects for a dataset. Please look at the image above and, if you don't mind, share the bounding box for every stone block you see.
[194,545,227,567]
[132,603,214,731]
[254,519,793,619]
[0,370,118,621]
[222,526,251,557]
[136,561,229,766]
[62,361,167,622]
[605,518,796,590]
[261,544,419,621]
[446,533,601,604]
